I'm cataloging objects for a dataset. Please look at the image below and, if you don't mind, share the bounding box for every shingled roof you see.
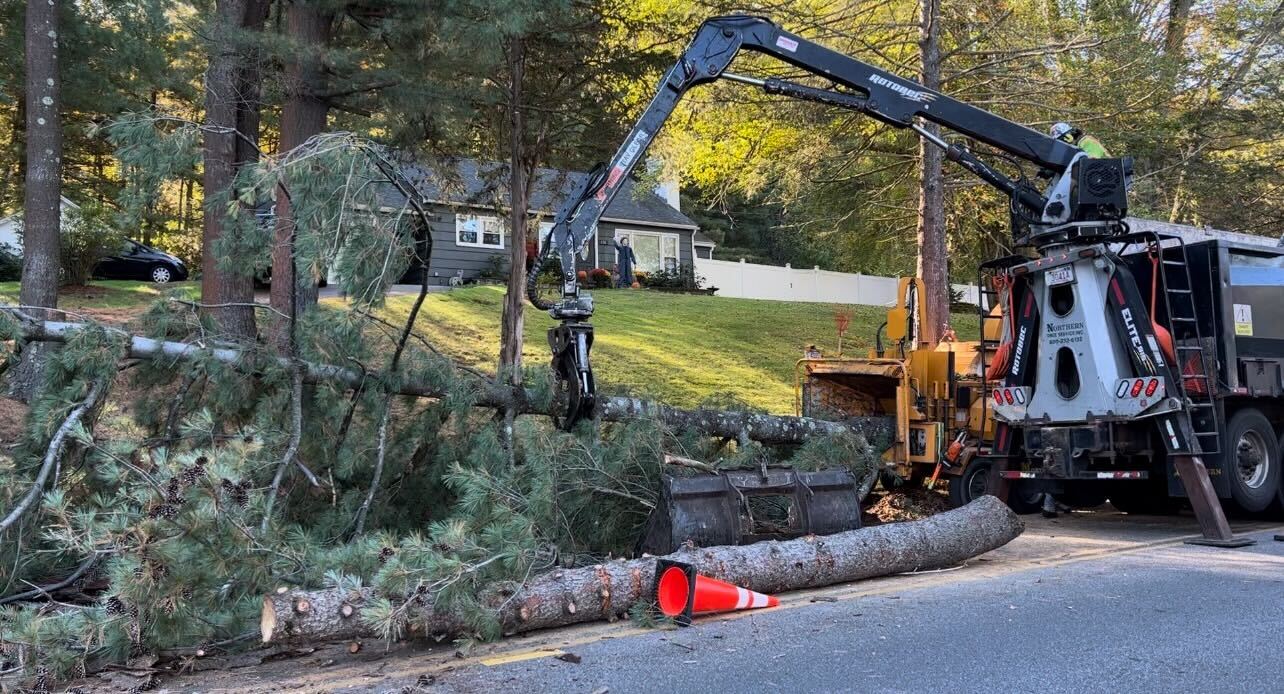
[386,158,698,229]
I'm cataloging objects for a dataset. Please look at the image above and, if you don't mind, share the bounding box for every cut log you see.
[11,318,893,446]
[260,495,1022,644]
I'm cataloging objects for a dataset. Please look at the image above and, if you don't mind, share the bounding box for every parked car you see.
[93,240,189,284]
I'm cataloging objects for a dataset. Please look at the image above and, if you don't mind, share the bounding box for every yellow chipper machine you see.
[796,278,1027,510]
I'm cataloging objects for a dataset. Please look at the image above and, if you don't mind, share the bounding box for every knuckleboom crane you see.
[528,15,1244,545]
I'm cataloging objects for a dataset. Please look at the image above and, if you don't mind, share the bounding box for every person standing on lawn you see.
[613,235,637,288]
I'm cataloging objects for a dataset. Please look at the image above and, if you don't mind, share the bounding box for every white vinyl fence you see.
[694,257,980,307]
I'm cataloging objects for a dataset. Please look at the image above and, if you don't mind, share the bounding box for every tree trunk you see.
[20,0,60,313]
[13,318,895,447]
[201,0,259,340]
[498,39,528,385]
[9,0,62,402]
[270,2,332,352]
[1163,0,1194,59]
[915,0,947,346]
[261,495,1022,643]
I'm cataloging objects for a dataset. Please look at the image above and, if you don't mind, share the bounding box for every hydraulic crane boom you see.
[531,14,1131,427]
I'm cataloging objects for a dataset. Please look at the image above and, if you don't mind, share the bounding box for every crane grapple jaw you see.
[548,321,596,429]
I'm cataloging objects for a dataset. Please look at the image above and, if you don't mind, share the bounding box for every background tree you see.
[8,0,62,401]
[201,0,268,340]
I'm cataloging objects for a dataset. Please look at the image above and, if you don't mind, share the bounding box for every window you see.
[537,221,554,254]
[456,214,505,249]
[616,229,680,273]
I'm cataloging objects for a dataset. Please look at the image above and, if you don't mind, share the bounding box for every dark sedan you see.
[93,240,189,284]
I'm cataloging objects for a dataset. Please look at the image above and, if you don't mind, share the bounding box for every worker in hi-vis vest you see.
[1050,121,1109,158]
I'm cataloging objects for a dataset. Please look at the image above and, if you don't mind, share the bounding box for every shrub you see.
[589,267,612,289]
[0,243,20,281]
[640,264,705,291]
[61,203,126,286]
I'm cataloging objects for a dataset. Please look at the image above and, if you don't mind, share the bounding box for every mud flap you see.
[637,468,862,555]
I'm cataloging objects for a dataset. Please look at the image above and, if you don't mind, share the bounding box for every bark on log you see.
[13,319,892,446]
[260,495,1022,644]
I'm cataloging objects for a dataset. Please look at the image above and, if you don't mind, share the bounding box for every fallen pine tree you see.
[261,495,1022,644]
[9,316,893,447]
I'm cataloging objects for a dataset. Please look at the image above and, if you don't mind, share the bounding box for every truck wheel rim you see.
[152,267,171,283]
[1235,431,1270,489]
[966,468,989,500]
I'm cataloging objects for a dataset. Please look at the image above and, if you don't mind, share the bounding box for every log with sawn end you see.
[260,495,1023,644]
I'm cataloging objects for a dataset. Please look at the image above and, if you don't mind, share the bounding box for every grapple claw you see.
[548,321,596,429]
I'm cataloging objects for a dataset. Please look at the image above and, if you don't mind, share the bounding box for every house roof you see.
[387,158,699,229]
[693,231,716,247]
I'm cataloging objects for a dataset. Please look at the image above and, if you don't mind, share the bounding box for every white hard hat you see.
[1049,122,1073,140]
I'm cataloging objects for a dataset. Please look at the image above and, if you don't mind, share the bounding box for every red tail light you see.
[1004,389,1015,405]
[994,390,1003,405]
[1145,378,1159,397]
[1130,380,1144,397]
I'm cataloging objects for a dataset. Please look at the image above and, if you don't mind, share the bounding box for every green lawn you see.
[0,280,977,414]
[0,280,200,314]
[381,286,976,413]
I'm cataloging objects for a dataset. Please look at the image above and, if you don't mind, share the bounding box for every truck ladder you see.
[1150,235,1221,455]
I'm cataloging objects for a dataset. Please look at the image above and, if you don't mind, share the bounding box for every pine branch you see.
[0,553,101,606]
[351,400,391,535]
[260,367,309,533]
[0,380,106,534]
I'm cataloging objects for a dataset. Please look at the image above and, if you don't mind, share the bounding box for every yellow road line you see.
[480,648,565,666]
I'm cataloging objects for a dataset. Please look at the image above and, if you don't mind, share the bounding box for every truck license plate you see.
[1046,265,1074,286]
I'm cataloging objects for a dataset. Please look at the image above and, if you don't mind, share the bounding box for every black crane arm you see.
[530,14,1124,428]
[530,14,1087,319]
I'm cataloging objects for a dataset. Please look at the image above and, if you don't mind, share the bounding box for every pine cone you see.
[31,667,49,694]
[104,596,125,615]
[149,504,179,520]
[378,547,396,564]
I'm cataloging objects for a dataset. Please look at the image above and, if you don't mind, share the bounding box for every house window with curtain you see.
[616,229,679,273]
[456,214,505,249]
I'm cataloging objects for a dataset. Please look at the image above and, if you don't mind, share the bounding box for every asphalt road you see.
[427,514,1284,694]
[69,511,1284,693]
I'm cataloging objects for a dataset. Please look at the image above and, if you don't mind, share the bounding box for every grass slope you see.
[383,286,941,413]
[0,280,979,414]
[0,281,199,318]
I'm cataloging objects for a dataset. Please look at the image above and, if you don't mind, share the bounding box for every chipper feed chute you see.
[638,467,861,555]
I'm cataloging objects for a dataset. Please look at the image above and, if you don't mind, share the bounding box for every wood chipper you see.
[797,277,1009,509]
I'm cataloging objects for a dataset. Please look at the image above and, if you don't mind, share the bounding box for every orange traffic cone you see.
[654,560,778,626]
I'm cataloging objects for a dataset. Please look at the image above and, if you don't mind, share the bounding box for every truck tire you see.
[948,458,992,508]
[1224,408,1280,514]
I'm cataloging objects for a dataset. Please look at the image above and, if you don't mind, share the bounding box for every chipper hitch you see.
[638,466,862,555]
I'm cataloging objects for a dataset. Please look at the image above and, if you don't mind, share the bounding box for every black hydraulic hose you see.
[526,244,554,311]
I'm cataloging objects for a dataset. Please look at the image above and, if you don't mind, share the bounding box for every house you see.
[384,159,701,286]
[0,196,80,254]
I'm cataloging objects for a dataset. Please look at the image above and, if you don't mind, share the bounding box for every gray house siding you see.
[420,204,511,285]
[389,159,702,286]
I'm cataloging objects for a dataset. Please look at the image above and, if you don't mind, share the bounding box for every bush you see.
[476,253,507,281]
[638,264,705,291]
[60,203,126,286]
[0,243,20,281]
[589,267,612,289]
